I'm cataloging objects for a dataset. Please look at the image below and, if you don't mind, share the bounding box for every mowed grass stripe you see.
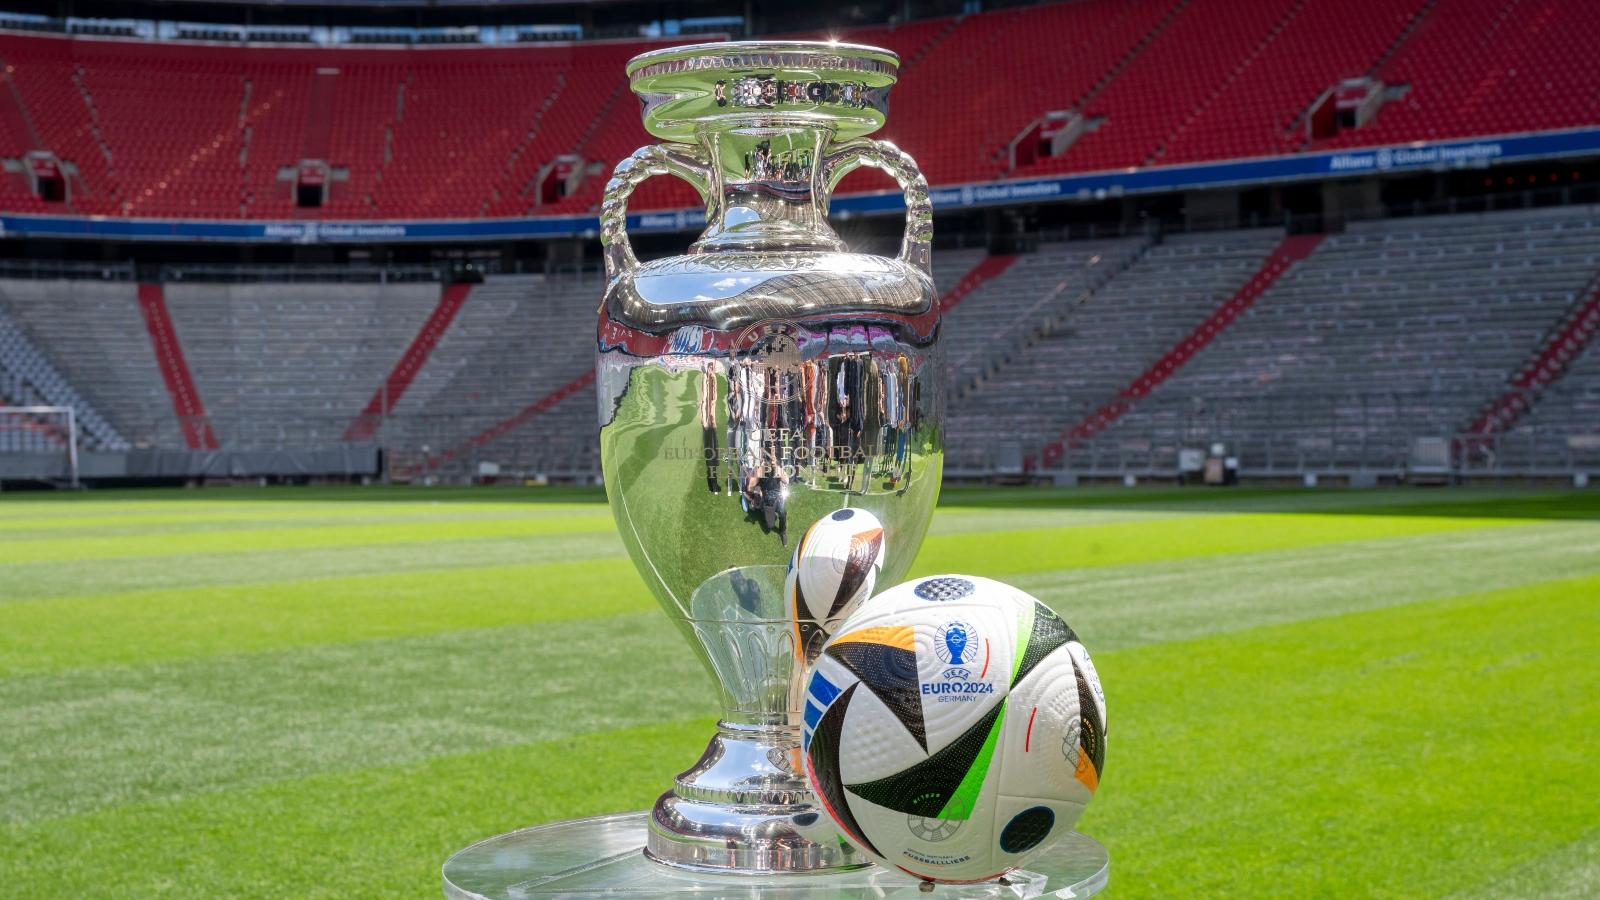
[1012,520,1600,652]
[1452,827,1600,900]
[0,559,654,675]
[5,520,1596,675]
[0,717,718,899]
[0,500,607,533]
[928,486,1592,531]
[0,485,602,513]
[0,613,709,824]
[0,532,627,604]
[910,509,1530,578]
[0,514,620,565]
[0,509,600,541]
[2,500,1547,605]
[1084,574,1600,897]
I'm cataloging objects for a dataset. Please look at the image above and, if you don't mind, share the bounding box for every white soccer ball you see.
[800,574,1106,883]
[787,507,887,660]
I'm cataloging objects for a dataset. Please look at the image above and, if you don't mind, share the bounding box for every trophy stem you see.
[645,719,866,873]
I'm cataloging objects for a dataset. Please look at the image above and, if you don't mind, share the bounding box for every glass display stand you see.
[443,812,1107,899]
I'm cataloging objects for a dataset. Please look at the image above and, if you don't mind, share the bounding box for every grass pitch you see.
[1,485,1597,898]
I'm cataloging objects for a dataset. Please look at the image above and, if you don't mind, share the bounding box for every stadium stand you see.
[1460,273,1600,441]
[939,239,1147,404]
[0,282,139,449]
[344,283,473,442]
[373,273,605,479]
[0,0,1595,221]
[1076,207,1600,473]
[945,229,1286,471]
[1039,233,1326,466]
[1320,0,1600,150]
[161,279,444,447]
[1502,335,1600,472]
[2,206,1598,479]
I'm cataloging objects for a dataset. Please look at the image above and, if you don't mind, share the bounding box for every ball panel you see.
[832,675,931,784]
[825,626,926,752]
[1068,640,1107,730]
[802,654,855,754]
[850,750,1005,883]
[804,681,885,860]
[844,698,1005,820]
[998,644,1088,805]
[1070,648,1106,791]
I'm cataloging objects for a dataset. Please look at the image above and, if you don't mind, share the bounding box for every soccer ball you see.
[787,507,887,661]
[800,574,1106,883]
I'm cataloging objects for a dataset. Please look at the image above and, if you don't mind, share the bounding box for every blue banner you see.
[2,128,1595,243]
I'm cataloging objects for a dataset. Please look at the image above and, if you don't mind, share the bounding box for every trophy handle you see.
[822,138,933,276]
[600,143,712,281]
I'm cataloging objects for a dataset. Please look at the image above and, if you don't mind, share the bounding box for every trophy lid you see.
[627,41,900,143]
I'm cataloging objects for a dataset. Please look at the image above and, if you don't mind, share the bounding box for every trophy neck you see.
[688,122,846,256]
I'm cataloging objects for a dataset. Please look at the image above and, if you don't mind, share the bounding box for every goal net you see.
[0,405,80,487]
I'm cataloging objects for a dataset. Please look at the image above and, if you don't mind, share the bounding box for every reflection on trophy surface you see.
[596,40,943,872]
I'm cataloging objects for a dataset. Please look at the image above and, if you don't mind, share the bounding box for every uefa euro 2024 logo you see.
[935,620,974,666]
[926,621,993,701]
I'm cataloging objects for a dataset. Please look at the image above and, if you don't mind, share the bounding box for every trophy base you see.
[645,721,856,872]
[442,811,1109,899]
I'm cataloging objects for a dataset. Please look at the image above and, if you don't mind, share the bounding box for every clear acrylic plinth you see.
[443,812,1107,899]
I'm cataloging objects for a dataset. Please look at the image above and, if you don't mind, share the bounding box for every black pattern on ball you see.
[913,577,975,602]
[1075,661,1106,777]
[847,701,1005,817]
[831,509,855,521]
[1012,602,1077,688]
[999,806,1055,854]
[806,683,883,858]
[825,639,927,750]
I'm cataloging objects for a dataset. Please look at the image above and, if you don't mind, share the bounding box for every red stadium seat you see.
[0,0,1593,220]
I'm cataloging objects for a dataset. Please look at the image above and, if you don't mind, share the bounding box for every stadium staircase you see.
[137,284,218,450]
[404,369,596,479]
[946,236,1152,404]
[939,254,1019,314]
[374,273,602,480]
[344,282,473,443]
[302,68,337,164]
[1034,233,1323,468]
[1459,273,1600,444]
[1500,325,1600,470]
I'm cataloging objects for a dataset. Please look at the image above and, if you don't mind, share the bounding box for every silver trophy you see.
[597,41,943,874]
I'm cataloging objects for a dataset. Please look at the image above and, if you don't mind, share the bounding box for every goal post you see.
[0,405,80,488]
